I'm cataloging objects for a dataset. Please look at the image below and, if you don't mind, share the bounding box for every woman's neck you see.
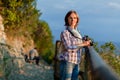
[71,26,75,29]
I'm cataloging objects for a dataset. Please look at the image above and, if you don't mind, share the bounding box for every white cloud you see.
[108,2,120,9]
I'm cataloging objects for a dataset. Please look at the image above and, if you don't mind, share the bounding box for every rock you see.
[0,43,54,80]
[0,15,6,44]
[0,15,54,80]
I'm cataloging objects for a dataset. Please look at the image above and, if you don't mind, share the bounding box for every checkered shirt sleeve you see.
[60,30,83,64]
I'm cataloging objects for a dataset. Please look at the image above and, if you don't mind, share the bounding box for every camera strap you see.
[67,28,82,40]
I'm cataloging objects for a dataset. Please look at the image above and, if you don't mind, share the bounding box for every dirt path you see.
[8,62,54,80]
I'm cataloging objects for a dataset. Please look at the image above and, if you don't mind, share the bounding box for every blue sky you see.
[37,0,120,43]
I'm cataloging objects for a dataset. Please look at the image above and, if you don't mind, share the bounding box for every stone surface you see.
[0,44,54,80]
[0,15,54,80]
[0,15,6,44]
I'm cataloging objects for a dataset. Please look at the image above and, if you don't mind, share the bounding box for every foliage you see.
[100,53,120,76]
[93,41,120,76]
[42,50,54,64]
[101,42,116,53]
[93,41,116,54]
[0,0,54,64]
[33,21,53,52]
[93,42,100,53]
[33,21,54,64]
[1,0,41,34]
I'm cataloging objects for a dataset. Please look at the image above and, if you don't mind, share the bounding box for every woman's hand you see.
[83,40,91,46]
[77,40,91,47]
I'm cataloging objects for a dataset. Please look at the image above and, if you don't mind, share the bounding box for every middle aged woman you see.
[59,10,91,80]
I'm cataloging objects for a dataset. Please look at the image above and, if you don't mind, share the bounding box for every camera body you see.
[82,35,94,46]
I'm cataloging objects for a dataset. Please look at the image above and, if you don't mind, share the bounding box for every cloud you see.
[108,2,120,9]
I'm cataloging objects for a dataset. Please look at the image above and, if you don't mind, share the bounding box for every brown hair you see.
[64,10,79,28]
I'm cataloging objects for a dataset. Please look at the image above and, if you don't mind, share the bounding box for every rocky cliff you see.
[0,15,54,80]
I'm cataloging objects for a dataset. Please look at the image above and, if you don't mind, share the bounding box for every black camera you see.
[82,35,94,46]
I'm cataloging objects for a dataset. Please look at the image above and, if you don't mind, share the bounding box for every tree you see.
[101,42,116,54]
[33,21,54,64]
[1,0,54,64]
[93,42,100,53]
[1,0,41,33]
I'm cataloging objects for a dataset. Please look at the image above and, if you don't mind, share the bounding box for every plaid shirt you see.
[60,29,83,64]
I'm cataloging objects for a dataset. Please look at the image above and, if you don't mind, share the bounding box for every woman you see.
[60,10,90,80]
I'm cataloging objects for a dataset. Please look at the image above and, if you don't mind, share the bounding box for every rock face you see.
[0,15,6,44]
[0,42,25,79]
[0,43,54,80]
[0,15,54,80]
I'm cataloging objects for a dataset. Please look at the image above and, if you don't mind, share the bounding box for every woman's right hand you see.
[77,40,91,47]
[83,40,91,46]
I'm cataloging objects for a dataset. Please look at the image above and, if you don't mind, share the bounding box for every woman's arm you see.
[61,31,82,51]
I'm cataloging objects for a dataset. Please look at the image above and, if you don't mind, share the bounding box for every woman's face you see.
[68,13,78,29]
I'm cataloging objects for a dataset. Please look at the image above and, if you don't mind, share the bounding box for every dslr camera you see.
[82,35,94,46]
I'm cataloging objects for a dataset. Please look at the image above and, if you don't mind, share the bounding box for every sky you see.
[36,0,120,43]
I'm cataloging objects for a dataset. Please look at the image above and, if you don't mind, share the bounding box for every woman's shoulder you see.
[60,29,70,38]
[61,29,69,34]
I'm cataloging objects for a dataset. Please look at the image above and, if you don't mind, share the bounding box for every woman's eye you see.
[69,17,77,20]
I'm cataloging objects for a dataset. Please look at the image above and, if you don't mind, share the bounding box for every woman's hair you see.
[64,10,79,28]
